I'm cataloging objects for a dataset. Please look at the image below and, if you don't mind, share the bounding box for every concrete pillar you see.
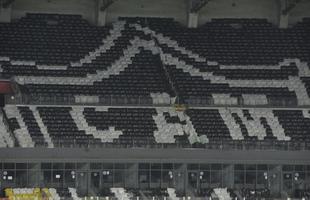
[95,0,107,26]
[188,12,199,28]
[222,164,234,188]
[269,165,282,197]
[125,163,139,188]
[279,14,289,28]
[0,5,12,23]
[174,163,186,194]
[279,0,289,28]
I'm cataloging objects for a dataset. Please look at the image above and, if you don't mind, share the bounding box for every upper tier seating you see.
[131,17,310,106]
[1,15,310,106]
[0,13,111,65]
[133,17,310,65]
[0,14,175,105]
[2,105,310,148]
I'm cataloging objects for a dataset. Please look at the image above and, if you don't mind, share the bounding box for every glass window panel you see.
[28,163,39,170]
[52,170,64,187]
[102,169,113,187]
[173,163,182,169]
[28,170,39,187]
[306,173,310,189]
[139,170,150,187]
[246,165,256,171]
[102,163,113,170]
[234,171,244,184]
[200,164,210,170]
[16,170,27,187]
[16,163,27,169]
[139,163,150,170]
[162,170,174,188]
[211,164,222,170]
[283,173,292,180]
[295,172,305,181]
[3,163,15,169]
[246,171,256,184]
[42,171,52,186]
[77,163,88,170]
[257,165,268,171]
[150,163,161,170]
[188,172,198,188]
[150,170,161,188]
[188,164,199,170]
[257,171,268,185]
[52,163,64,170]
[162,163,173,170]
[295,165,305,171]
[41,163,52,170]
[90,172,100,189]
[211,170,222,184]
[114,163,126,169]
[283,165,294,171]
[200,171,210,189]
[114,170,125,187]
[64,170,76,188]
[90,163,102,170]
[235,164,244,170]
[65,163,76,170]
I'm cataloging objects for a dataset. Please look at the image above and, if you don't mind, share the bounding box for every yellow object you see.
[174,104,187,111]
[3,188,54,200]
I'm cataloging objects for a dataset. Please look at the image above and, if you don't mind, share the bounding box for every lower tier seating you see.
[2,105,310,148]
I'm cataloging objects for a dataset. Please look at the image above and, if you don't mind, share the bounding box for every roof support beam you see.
[282,0,302,15]
[187,0,210,28]
[190,0,209,13]
[278,0,306,28]
[96,0,114,26]
[100,0,115,12]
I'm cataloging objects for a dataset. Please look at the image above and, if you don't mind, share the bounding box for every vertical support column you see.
[188,12,199,28]
[222,164,234,189]
[174,163,187,195]
[279,0,289,28]
[125,163,139,189]
[95,0,107,26]
[0,5,12,23]
[268,165,282,197]
[279,14,289,28]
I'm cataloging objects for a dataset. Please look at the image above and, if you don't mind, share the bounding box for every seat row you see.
[2,105,310,148]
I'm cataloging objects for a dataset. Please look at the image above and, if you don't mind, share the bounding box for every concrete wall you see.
[105,0,188,25]
[289,0,310,26]
[198,0,280,25]
[11,0,97,24]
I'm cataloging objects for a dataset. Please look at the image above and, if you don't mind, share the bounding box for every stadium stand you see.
[1,15,310,106]
[0,11,310,199]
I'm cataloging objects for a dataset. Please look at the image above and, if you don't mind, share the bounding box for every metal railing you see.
[28,139,310,151]
[5,93,303,108]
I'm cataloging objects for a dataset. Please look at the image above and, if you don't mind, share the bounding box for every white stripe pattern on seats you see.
[29,106,54,148]
[70,107,123,143]
[3,105,35,147]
